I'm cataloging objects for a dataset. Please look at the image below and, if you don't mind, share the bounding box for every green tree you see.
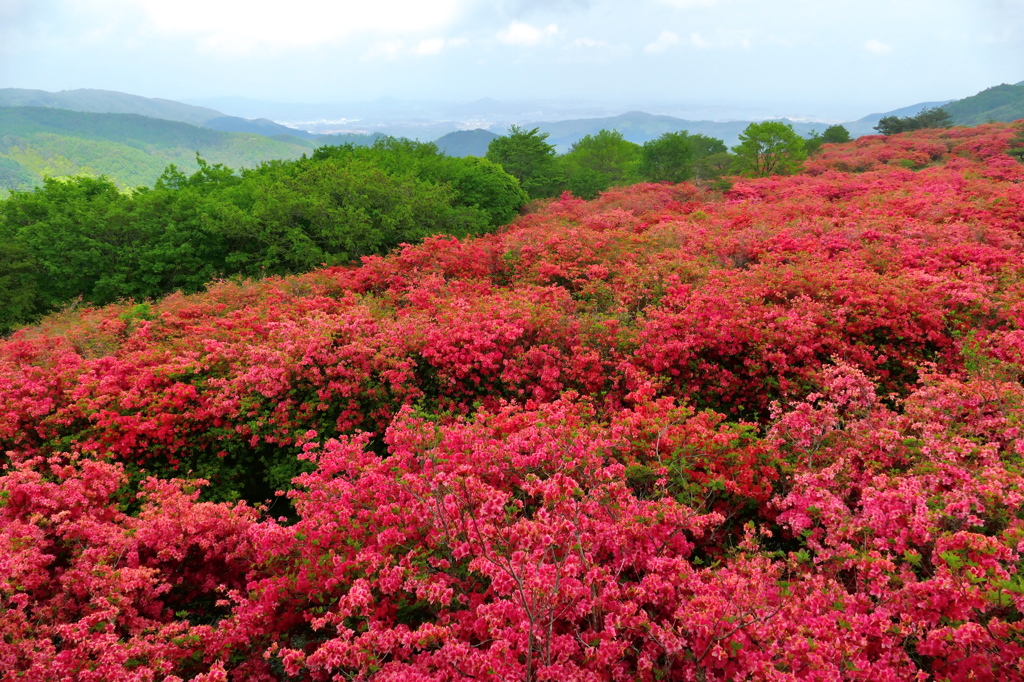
[803,130,825,156]
[486,125,562,199]
[731,121,807,177]
[696,152,735,181]
[638,131,728,184]
[805,125,852,155]
[638,131,694,183]
[221,156,484,274]
[0,139,530,335]
[0,176,128,315]
[564,130,640,182]
[875,107,953,135]
[0,241,42,333]
[1008,125,1024,164]
[822,124,852,144]
[313,138,528,227]
[561,167,610,201]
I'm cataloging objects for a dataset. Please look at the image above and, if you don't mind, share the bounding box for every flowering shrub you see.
[2,122,1024,679]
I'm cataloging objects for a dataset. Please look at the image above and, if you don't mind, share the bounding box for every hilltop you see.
[0,87,224,126]
[942,81,1024,125]
[435,128,500,157]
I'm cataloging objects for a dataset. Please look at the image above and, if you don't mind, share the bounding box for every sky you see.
[1,0,1022,120]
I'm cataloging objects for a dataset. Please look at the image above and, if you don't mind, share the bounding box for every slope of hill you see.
[942,81,1024,125]
[1,123,1023,679]
[434,128,499,156]
[0,107,313,190]
[842,99,953,137]
[204,115,318,140]
[0,88,224,126]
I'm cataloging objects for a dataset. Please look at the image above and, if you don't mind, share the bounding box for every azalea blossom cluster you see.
[2,122,1024,680]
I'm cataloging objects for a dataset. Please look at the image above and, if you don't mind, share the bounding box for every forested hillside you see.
[942,81,1024,125]
[0,137,527,332]
[2,121,1023,680]
[0,107,313,190]
[435,128,500,157]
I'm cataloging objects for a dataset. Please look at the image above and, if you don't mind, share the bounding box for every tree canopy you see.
[822,124,852,144]
[637,131,728,184]
[485,125,562,199]
[874,106,953,135]
[0,140,528,334]
[731,121,807,177]
[560,129,641,199]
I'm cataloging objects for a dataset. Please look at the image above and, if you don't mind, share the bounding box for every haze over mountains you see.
[0,80,1021,192]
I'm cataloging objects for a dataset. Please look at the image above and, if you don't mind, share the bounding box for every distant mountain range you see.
[1,81,1021,190]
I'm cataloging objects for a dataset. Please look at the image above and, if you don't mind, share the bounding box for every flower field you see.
[2,122,1024,680]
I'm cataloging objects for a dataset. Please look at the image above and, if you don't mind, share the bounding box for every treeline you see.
[3,112,970,336]
[0,138,527,333]
[485,121,853,200]
[873,106,953,136]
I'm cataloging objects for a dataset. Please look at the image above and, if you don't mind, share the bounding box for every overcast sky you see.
[1,0,1022,119]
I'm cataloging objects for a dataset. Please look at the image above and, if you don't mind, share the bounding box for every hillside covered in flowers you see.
[2,122,1024,680]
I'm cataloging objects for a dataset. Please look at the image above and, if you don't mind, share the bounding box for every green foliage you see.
[0,157,34,192]
[804,130,824,156]
[0,241,40,331]
[486,125,563,199]
[822,125,852,144]
[0,141,527,335]
[560,129,641,198]
[222,156,479,272]
[941,82,1024,126]
[806,125,851,155]
[0,107,312,190]
[731,121,807,177]
[1007,125,1024,164]
[874,107,952,136]
[340,137,528,227]
[563,167,612,201]
[638,131,729,184]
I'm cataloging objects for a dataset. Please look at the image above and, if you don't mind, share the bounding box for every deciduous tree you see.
[731,121,807,177]
[486,125,563,199]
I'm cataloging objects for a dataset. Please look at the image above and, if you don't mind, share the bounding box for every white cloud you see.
[360,40,404,61]
[413,36,467,56]
[496,21,558,46]
[688,30,752,49]
[99,0,463,55]
[415,38,446,56]
[863,38,893,54]
[644,30,679,53]
[571,37,608,48]
[657,0,722,7]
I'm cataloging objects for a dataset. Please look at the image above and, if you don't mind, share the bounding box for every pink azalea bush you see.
[2,121,1024,679]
